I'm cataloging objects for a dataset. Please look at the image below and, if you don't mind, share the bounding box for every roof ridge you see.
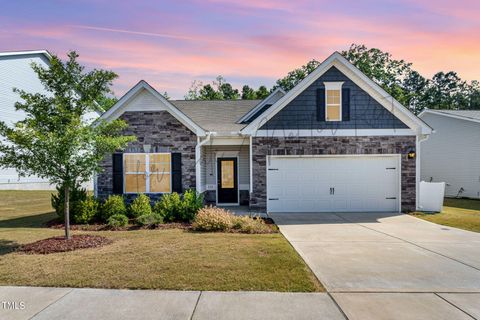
[169,99,262,102]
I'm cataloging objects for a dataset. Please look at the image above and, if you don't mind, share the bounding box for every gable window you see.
[324,82,344,121]
[124,153,171,194]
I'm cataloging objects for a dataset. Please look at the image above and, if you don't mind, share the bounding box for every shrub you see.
[107,214,129,228]
[231,215,270,234]
[101,195,127,222]
[135,213,163,227]
[192,206,233,232]
[129,194,152,218]
[153,193,182,222]
[192,207,273,233]
[181,189,204,222]
[72,196,99,224]
[51,184,87,221]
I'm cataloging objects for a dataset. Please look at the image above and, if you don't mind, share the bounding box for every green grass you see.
[0,191,323,292]
[412,198,480,233]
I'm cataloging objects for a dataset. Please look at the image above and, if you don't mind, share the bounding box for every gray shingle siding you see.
[259,67,408,130]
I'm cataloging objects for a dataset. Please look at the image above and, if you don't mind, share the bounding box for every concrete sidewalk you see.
[0,286,345,320]
[2,287,480,320]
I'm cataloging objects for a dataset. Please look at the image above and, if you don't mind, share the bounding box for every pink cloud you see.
[3,2,479,101]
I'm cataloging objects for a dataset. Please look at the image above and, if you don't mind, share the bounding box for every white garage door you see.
[267,156,400,213]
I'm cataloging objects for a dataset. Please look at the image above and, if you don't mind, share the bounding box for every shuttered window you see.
[324,82,344,121]
[124,153,171,193]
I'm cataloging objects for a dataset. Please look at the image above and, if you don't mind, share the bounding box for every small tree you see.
[0,51,135,239]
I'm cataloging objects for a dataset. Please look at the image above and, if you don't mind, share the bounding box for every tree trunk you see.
[64,184,71,240]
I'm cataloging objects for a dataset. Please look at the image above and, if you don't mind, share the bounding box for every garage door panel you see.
[267,156,400,213]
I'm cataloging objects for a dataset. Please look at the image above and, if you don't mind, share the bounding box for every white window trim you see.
[324,81,344,122]
[123,152,172,194]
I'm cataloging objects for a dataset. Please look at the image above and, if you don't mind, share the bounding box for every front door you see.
[217,157,238,204]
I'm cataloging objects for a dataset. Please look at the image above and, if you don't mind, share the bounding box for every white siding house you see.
[0,50,99,190]
[419,110,480,199]
[0,50,54,190]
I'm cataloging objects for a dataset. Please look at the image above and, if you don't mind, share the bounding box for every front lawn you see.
[0,191,323,292]
[412,198,480,233]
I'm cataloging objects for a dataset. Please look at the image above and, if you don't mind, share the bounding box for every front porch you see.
[196,136,252,207]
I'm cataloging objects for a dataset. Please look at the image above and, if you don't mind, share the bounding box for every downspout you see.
[195,132,213,193]
[416,133,430,210]
[249,135,253,195]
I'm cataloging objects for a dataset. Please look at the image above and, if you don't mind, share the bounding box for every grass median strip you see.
[411,198,480,233]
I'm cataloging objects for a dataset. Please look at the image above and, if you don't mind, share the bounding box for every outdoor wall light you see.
[407,149,416,159]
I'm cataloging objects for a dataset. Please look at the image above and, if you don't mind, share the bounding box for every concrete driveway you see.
[271,212,480,319]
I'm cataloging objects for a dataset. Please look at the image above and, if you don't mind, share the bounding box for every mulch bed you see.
[47,221,192,231]
[18,235,113,254]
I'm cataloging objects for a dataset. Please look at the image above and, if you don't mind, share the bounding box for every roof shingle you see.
[169,99,261,133]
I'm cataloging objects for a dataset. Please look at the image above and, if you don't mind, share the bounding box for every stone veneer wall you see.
[97,111,197,203]
[250,136,416,212]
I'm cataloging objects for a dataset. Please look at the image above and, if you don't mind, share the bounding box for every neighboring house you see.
[0,50,54,190]
[0,50,99,190]
[96,52,432,213]
[419,109,480,199]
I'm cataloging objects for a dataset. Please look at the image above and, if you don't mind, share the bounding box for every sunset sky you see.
[1,0,479,99]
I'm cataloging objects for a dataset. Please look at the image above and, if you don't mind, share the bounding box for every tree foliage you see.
[96,95,118,111]
[185,76,271,100]
[342,44,480,113]
[182,44,479,113]
[274,60,320,91]
[0,51,136,238]
[185,76,239,100]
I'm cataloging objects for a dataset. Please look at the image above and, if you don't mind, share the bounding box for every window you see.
[324,82,344,121]
[124,153,171,193]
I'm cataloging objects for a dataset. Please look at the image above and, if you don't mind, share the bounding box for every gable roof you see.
[170,99,261,134]
[99,80,206,136]
[0,50,52,61]
[419,109,480,124]
[237,87,286,124]
[241,52,432,135]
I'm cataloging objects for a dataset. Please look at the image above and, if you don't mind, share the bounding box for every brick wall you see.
[250,135,416,212]
[96,111,197,203]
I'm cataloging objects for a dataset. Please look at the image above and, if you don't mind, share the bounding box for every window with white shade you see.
[124,153,171,193]
[324,82,344,121]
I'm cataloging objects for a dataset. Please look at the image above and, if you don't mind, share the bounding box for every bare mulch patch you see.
[18,235,113,254]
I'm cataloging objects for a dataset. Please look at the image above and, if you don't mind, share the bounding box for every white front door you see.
[266,155,400,213]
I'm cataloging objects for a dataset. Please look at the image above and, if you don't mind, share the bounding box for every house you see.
[96,52,432,213]
[419,109,480,199]
[0,50,99,190]
[0,50,54,190]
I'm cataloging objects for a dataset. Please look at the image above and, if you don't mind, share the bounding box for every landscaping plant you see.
[192,206,233,232]
[181,189,204,222]
[193,206,272,233]
[107,213,129,228]
[51,184,87,221]
[129,194,152,218]
[231,215,270,234]
[101,195,127,222]
[73,196,99,224]
[0,51,135,239]
[135,213,163,227]
[153,192,182,222]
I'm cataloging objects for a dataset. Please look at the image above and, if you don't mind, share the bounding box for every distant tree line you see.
[184,44,480,114]
[184,76,270,100]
